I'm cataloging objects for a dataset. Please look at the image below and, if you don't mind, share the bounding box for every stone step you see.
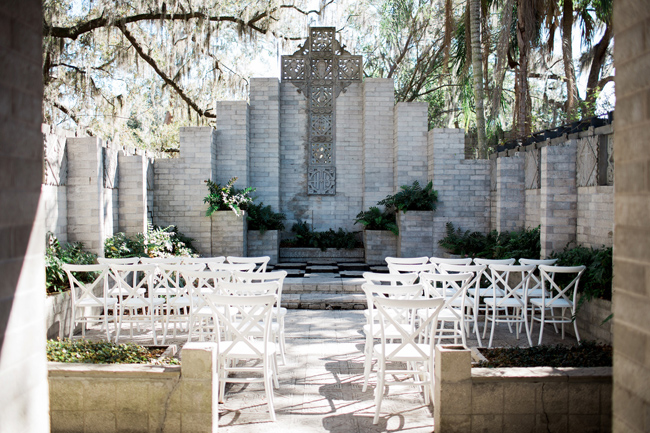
[281,293,366,310]
[338,262,370,272]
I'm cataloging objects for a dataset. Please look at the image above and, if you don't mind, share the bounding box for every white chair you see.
[484,264,535,348]
[387,262,435,276]
[371,295,445,424]
[362,271,419,286]
[518,258,558,298]
[63,264,118,341]
[205,293,279,421]
[385,256,429,266]
[181,256,225,271]
[530,265,586,345]
[429,256,473,273]
[232,270,289,364]
[109,263,165,344]
[184,270,231,342]
[472,258,516,339]
[360,282,424,392]
[207,261,256,277]
[98,257,141,265]
[227,256,270,273]
[419,271,474,348]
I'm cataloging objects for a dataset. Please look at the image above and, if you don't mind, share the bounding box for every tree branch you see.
[117,23,216,119]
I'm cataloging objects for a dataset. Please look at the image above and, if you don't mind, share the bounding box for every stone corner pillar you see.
[180,342,219,433]
[495,153,525,234]
[397,210,433,257]
[211,210,247,257]
[434,345,472,433]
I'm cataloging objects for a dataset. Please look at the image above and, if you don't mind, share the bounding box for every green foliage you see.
[104,225,198,259]
[246,202,286,234]
[47,339,179,365]
[378,180,438,213]
[438,222,540,259]
[354,206,398,235]
[551,244,613,302]
[45,232,97,294]
[476,341,612,368]
[204,177,255,217]
[281,221,362,251]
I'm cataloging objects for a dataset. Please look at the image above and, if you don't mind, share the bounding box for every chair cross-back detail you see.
[183,270,231,342]
[227,256,270,273]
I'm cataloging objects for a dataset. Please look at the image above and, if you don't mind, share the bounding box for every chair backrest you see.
[98,257,140,265]
[204,293,276,357]
[63,264,110,306]
[472,258,516,290]
[182,270,231,305]
[538,264,586,310]
[362,272,418,286]
[139,257,183,265]
[227,256,270,273]
[181,256,226,271]
[154,263,205,296]
[218,281,280,297]
[438,263,487,299]
[488,264,536,307]
[518,259,558,293]
[373,296,445,360]
[385,256,429,266]
[419,271,473,302]
[207,262,256,275]
[387,263,435,275]
[429,257,473,273]
[107,263,157,304]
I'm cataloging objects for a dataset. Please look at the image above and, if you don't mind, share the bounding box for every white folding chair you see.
[530,265,586,345]
[98,257,141,265]
[518,258,558,297]
[362,272,419,286]
[484,264,535,348]
[204,293,279,421]
[181,256,225,271]
[419,271,474,348]
[184,270,231,342]
[429,256,473,273]
[385,256,429,266]
[438,263,487,347]
[387,262,435,276]
[371,296,445,424]
[63,264,117,341]
[207,261,256,277]
[360,283,424,392]
[472,258,516,339]
[227,256,270,273]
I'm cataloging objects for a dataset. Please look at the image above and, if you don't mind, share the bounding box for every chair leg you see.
[373,361,386,425]
[537,307,546,346]
[264,358,277,422]
[362,333,373,392]
[487,306,496,349]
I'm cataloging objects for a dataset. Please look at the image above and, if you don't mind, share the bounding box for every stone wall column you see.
[434,345,472,432]
[393,102,428,190]
[362,78,395,209]
[215,101,250,187]
[249,78,280,210]
[495,153,525,233]
[211,211,247,257]
[397,211,433,257]
[540,142,577,257]
[118,154,148,236]
[180,343,219,433]
[66,136,105,256]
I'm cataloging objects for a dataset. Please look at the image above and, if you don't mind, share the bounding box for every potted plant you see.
[354,207,398,265]
[204,177,255,257]
[246,202,286,264]
[378,180,438,258]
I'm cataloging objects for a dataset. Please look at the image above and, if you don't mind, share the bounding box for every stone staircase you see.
[270,261,388,310]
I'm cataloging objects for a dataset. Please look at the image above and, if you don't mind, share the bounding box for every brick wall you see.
[215,101,250,186]
[495,153,525,233]
[578,186,614,248]
[0,1,50,431]
[525,189,541,229]
[117,154,149,236]
[612,1,650,431]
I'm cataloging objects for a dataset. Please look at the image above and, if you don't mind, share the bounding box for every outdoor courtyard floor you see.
[101,308,574,432]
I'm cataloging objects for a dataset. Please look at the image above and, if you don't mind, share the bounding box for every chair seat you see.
[530,298,572,309]
[373,343,432,362]
[484,298,525,308]
[121,298,165,308]
[220,340,277,358]
[468,287,505,297]
[77,298,118,307]
[363,323,409,339]
[515,288,545,298]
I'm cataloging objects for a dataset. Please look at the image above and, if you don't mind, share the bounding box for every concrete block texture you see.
[363,229,398,264]
[398,211,434,257]
[496,153,525,233]
[211,211,247,257]
[247,229,279,264]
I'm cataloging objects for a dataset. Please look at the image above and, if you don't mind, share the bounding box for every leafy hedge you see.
[378,180,438,212]
[438,222,540,259]
[281,221,362,251]
[46,232,97,294]
[476,341,612,368]
[354,206,398,235]
[551,244,613,302]
[246,202,286,234]
[47,339,179,365]
[105,225,197,259]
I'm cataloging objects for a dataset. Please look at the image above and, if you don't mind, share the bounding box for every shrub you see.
[246,202,286,234]
[281,221,362,251]
[47,339,179,365]
[378,180,438,213]
[354,206,398,235]
[45,232,97,294]
[550,244,613,302]
[204,177,255,217]
[105,225,198,259]
[438,222,540,259]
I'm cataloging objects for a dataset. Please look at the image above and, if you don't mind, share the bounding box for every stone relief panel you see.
[525,149,540,189]
[577,135,598,187]
[308,166,336,195]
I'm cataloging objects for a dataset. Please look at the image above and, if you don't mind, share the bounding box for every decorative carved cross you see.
[281,27,362,195]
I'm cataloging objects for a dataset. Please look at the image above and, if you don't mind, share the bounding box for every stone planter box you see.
[397,210,434,258]
[46,290,80,339]
[574,297,612,344]
[247,230,279,264]
[211,210,247,257]
[48,343,218,433]
[279,248,364,263]
[363,230,397,265]
[434,345,612,433]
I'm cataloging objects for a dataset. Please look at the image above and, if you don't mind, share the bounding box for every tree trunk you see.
[469,0,487,157]
[562,0,577,120]
[489,0,515,123]
[585,24,613,112]
[515,0,531,137]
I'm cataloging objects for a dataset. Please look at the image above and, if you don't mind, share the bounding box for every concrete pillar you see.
[393,102,428,190]
[434,345,472,433]
[397,211,434,257]
[118,154,148,236]
[179,343,219,433]
[540,142,578,257]
[215,101,250,187]
[495,153,526,233]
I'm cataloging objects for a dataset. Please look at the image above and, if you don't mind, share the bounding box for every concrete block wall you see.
[215,101,250,186]
[540,141,578,257]
[393,102,429,189]
[398,211,434,257]
[577,186,614,248]
[364,230,398,265]
[118,154,149,236]
[211,211,247,257]
[362,78,395,209]
[0,1,51,432]
[247,230,279,264]
[249,78,280,211]
[612,1,650,431]
[430,129,491,256]
[525,189,541,229]
[495,153,526,233]
[49,343,219,433]
[153,127,214,255]
[42,185,68,242]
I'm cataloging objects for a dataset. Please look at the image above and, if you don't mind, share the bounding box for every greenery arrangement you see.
[204,177,255,217]
[476,341,612,368]
[45,232,97,294]
[378,180,438,213]
[246,202,286,234]
[281,221,362,251]
[354,206,399,235]
[438,222,541,259]
[551,244,613,303]
[47,339,179,365]
[104,225,198,259]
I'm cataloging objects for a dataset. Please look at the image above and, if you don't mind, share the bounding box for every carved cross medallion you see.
[281,27,362,195]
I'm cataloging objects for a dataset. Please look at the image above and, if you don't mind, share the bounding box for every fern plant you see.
[354,206,398,235]
[378,180,438,213]
[246,202,286,234]
[204,177,255,217]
